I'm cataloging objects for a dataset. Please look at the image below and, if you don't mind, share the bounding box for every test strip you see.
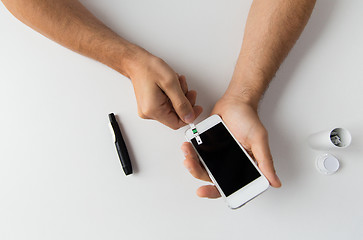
[189,123,202,145]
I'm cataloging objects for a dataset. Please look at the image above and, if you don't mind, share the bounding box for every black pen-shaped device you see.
[108,113,133,175]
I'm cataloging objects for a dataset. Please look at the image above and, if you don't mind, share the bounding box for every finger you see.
[185,90,197,106]
[251,132,282,188]
[181,142,211,182]
[160,75,195,123]
[157,110,187,130]
[158,105,201,130]
[157,106,202,130]
[179,75,188,95]
[156,102,203,130]
[192,105,203,119]
[196,185,221,198]
[151,98,186,129]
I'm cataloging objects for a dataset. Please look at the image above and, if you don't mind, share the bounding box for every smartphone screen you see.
[191,122,261,197]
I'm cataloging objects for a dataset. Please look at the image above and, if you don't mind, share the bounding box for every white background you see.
[1,0,362,239]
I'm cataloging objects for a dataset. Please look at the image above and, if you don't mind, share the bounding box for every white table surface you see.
[1,0,362,239]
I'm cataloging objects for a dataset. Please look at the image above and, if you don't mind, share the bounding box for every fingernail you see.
[184,112,194,123]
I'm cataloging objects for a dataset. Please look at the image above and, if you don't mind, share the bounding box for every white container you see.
[308,128,351,150]
[316,153,340,175]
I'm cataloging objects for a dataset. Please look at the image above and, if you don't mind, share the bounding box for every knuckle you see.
[137,111,148,119]
[159,75,176,89]
[174,100,190,112]
[152,56,166,66]
[147,56,165,69]
[192,169,205,181]
[142,107,155,119]
[193,171,203,180]
[138,104,156,119]
[170,125,179,130]
[137,108,146,119]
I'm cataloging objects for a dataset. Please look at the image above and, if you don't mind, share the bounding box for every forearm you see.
[226,0,316,109]
[2,0,144,78]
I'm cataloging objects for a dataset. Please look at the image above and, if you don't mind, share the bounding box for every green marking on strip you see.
[192,129,198,134]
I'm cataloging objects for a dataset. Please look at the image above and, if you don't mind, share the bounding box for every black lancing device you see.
[108,113,133,175]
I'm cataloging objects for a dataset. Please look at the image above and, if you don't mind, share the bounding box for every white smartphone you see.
[185,115,269,209]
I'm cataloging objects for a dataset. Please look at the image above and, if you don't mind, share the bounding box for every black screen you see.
[191,123,261,197]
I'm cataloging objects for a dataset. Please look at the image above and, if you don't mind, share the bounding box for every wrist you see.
[224,64,272,110]
[224,81,263,111]
[111,42,151,79]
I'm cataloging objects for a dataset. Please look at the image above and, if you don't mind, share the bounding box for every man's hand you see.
[1,0,203,130]
[180,0,315,198]
[181,94,281,198]
[129,52,202,129]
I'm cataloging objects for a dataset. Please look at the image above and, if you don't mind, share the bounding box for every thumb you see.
[162,76,195,123]
[251,131,282,188]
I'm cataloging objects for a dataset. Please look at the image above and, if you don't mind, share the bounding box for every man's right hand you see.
[1,1,201,130]
[128,51,202,129]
